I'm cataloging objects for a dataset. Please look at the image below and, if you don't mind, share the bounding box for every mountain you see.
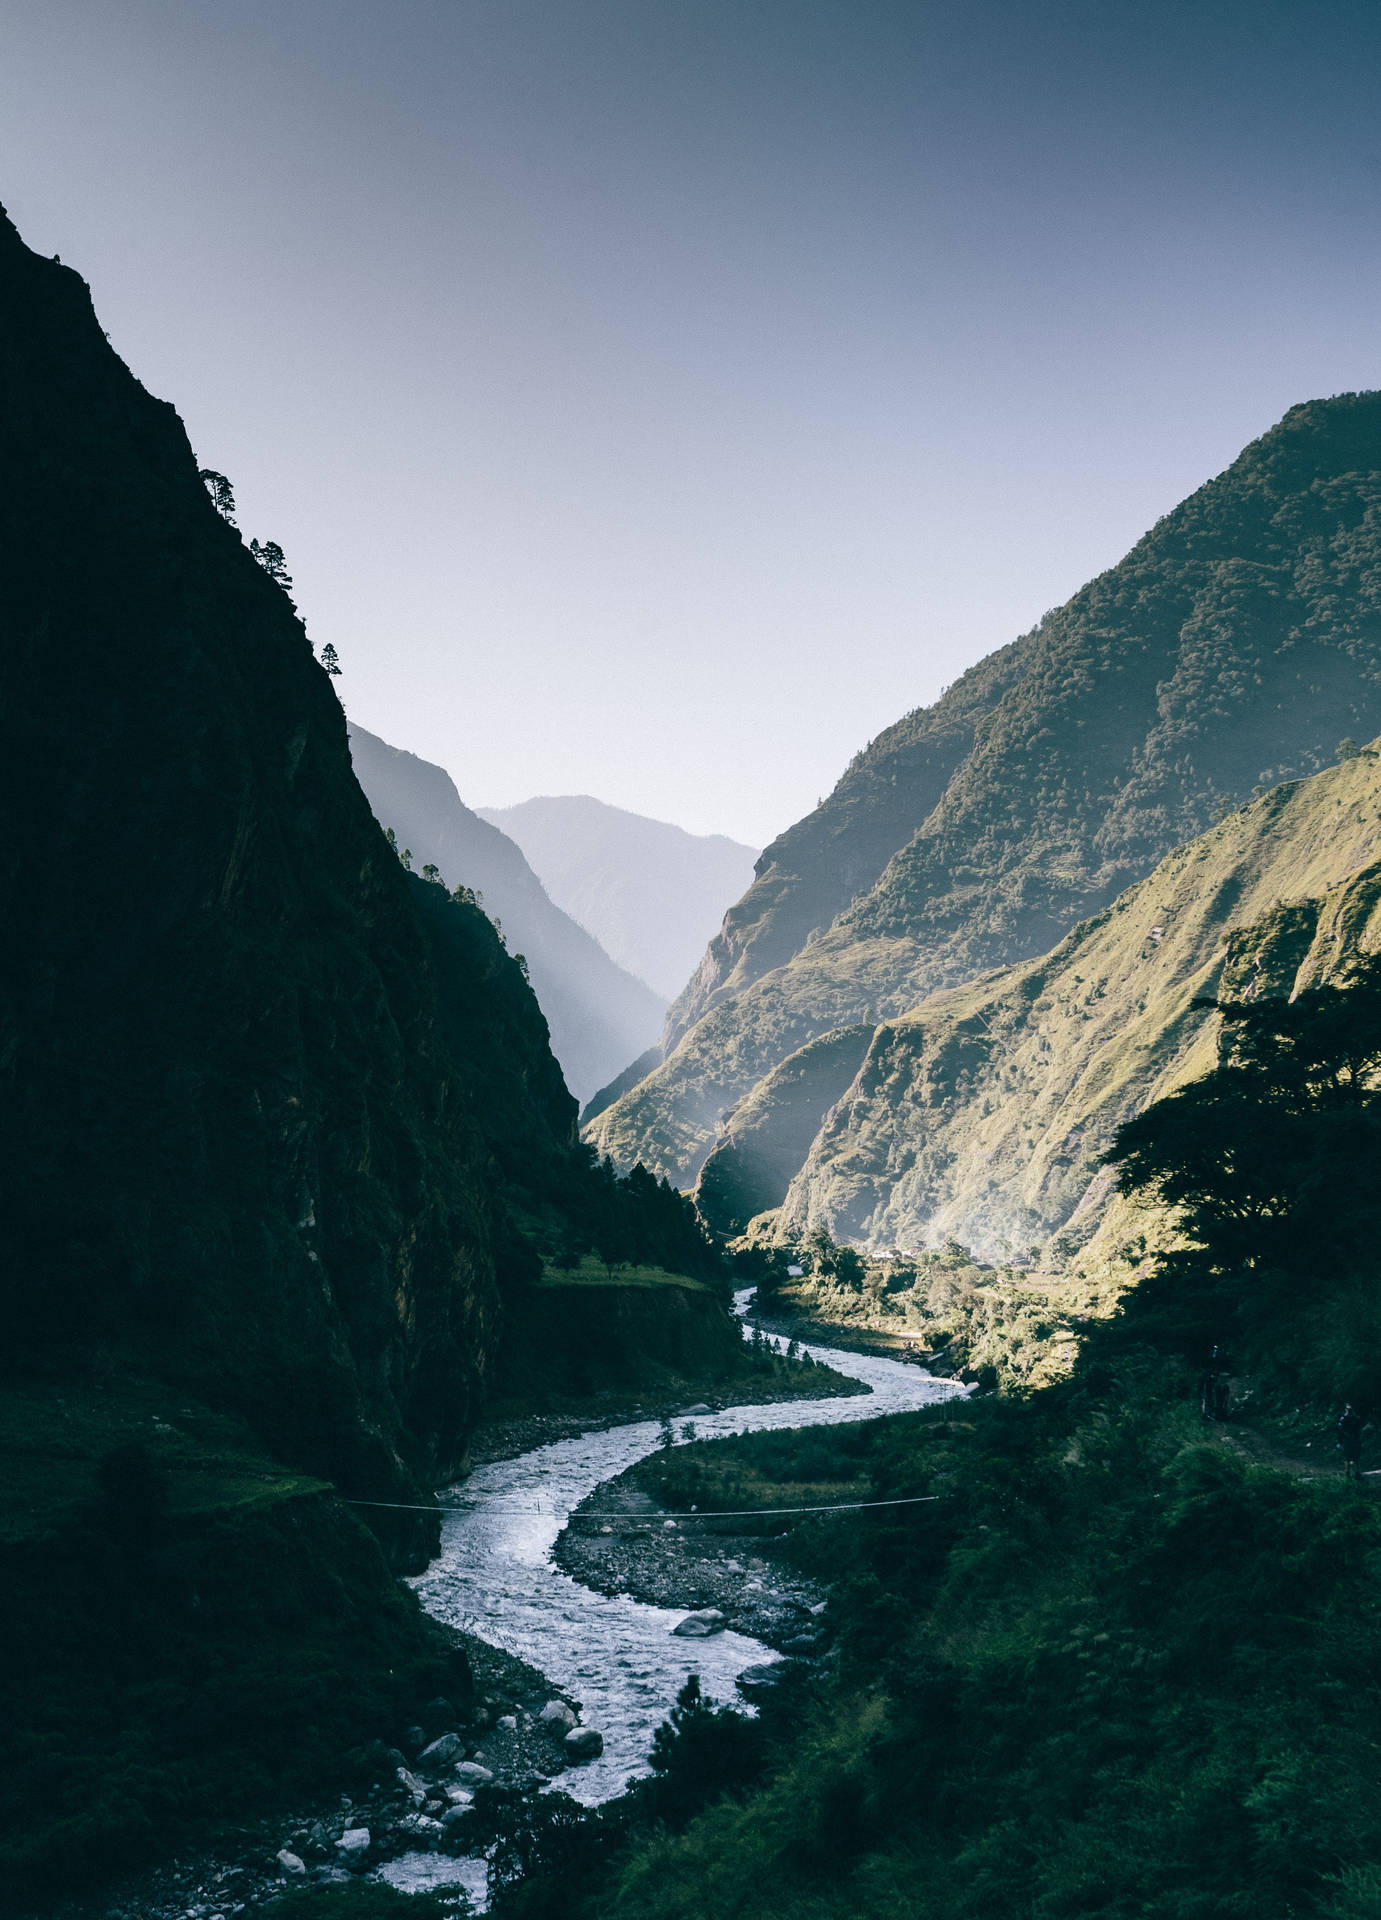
[697,742,1381,1265]
[0,203,718,1544]
[588,395,1381,1194]
[348,728,667,1102]
[0,204,592,1520]
[478,794,759,1000]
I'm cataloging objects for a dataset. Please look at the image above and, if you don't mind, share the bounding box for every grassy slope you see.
[0,1383,472,1907]
[773,745,1381,1266]
[590,395,1381,1191]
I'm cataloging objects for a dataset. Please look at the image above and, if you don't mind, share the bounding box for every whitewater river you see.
[382,1295,967,1900]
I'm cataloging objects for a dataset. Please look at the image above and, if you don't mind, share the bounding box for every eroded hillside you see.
[712,746,1381,1271]
[591,396,1381,1190]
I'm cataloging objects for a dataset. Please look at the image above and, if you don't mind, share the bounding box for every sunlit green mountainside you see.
[590,395,1381,1189]
[0,205,700,1527]
[479,793,759,1000]
[349,727,666,1102]
[698,745,1381,1267]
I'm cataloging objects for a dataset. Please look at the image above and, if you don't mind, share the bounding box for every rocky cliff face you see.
[590,396,1381,1192]
[350,727,667,1102]
[0,207,571,1513]
[724,745,1381,1265]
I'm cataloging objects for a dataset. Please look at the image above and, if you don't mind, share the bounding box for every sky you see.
[3,2,1381,846]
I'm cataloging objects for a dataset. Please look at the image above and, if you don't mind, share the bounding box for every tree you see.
[249,538,293,596]
[421,863,443,885]
[319,642,341,676]
[1105,958,1381,1361]
[197,468,237,523]
[641,1675,766,1830]
[833,1246,867,1291]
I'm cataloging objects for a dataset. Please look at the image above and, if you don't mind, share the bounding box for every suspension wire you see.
[343,1493,939,1518]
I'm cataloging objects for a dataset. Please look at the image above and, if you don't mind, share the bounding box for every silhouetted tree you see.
[249,538,293,595]
[319,641,341,676]
[197,468,237,523]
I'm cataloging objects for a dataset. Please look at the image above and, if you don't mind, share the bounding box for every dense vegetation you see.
[742,1231,1076,1392]
[501,963,1381,1919]
[591,393,1381,1194]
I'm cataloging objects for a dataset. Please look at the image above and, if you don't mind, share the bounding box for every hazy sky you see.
[3,2,1381,844]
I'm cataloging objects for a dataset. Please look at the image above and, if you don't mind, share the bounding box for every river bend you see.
[408,1297,966,1808]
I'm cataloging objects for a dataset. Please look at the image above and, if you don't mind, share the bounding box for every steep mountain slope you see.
[349,727,666,1101]
[591,396,1381,1188]
[708,745,1381,1265]
[0,204,586,1519]
[478,794,758,999]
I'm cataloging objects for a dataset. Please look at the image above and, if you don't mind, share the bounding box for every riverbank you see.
[471,1356,864,1466]
[554,1462,829,1651]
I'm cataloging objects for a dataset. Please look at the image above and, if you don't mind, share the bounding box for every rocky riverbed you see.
[555,1470,829,1653]
[48,1635,590,1920]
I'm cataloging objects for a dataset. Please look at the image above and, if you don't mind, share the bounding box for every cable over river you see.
[384,1295,967,1899]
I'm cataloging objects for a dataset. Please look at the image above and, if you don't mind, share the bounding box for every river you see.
[381,1294,967,1900]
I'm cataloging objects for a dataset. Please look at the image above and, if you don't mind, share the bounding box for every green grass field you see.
[0,1380,325,1547]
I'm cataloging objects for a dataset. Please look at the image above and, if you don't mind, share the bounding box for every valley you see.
[7,185,1381,1920]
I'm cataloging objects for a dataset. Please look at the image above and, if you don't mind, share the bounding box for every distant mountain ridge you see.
[478,794,759,1000]
[589,394,1381,1197]
[349,729,666,1102]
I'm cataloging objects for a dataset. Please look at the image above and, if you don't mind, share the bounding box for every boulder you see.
[443,1786,475,1807]
[539,1699,578,1732]
[399,1812,444,1842]
[440,1804,474,1833]
[780,1633,823,1655]
[498,1714,518,1731]
[737,1661,791,1693]
[275,1850,307,1878]
[336,1828,371,1861]
[454,1761,494,1787]
[419,1732,463,1766]
[396,1766,428,1807]
[672,1609,726,1637]
[564,1726,604,1760]
[682,1403,713,1416]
